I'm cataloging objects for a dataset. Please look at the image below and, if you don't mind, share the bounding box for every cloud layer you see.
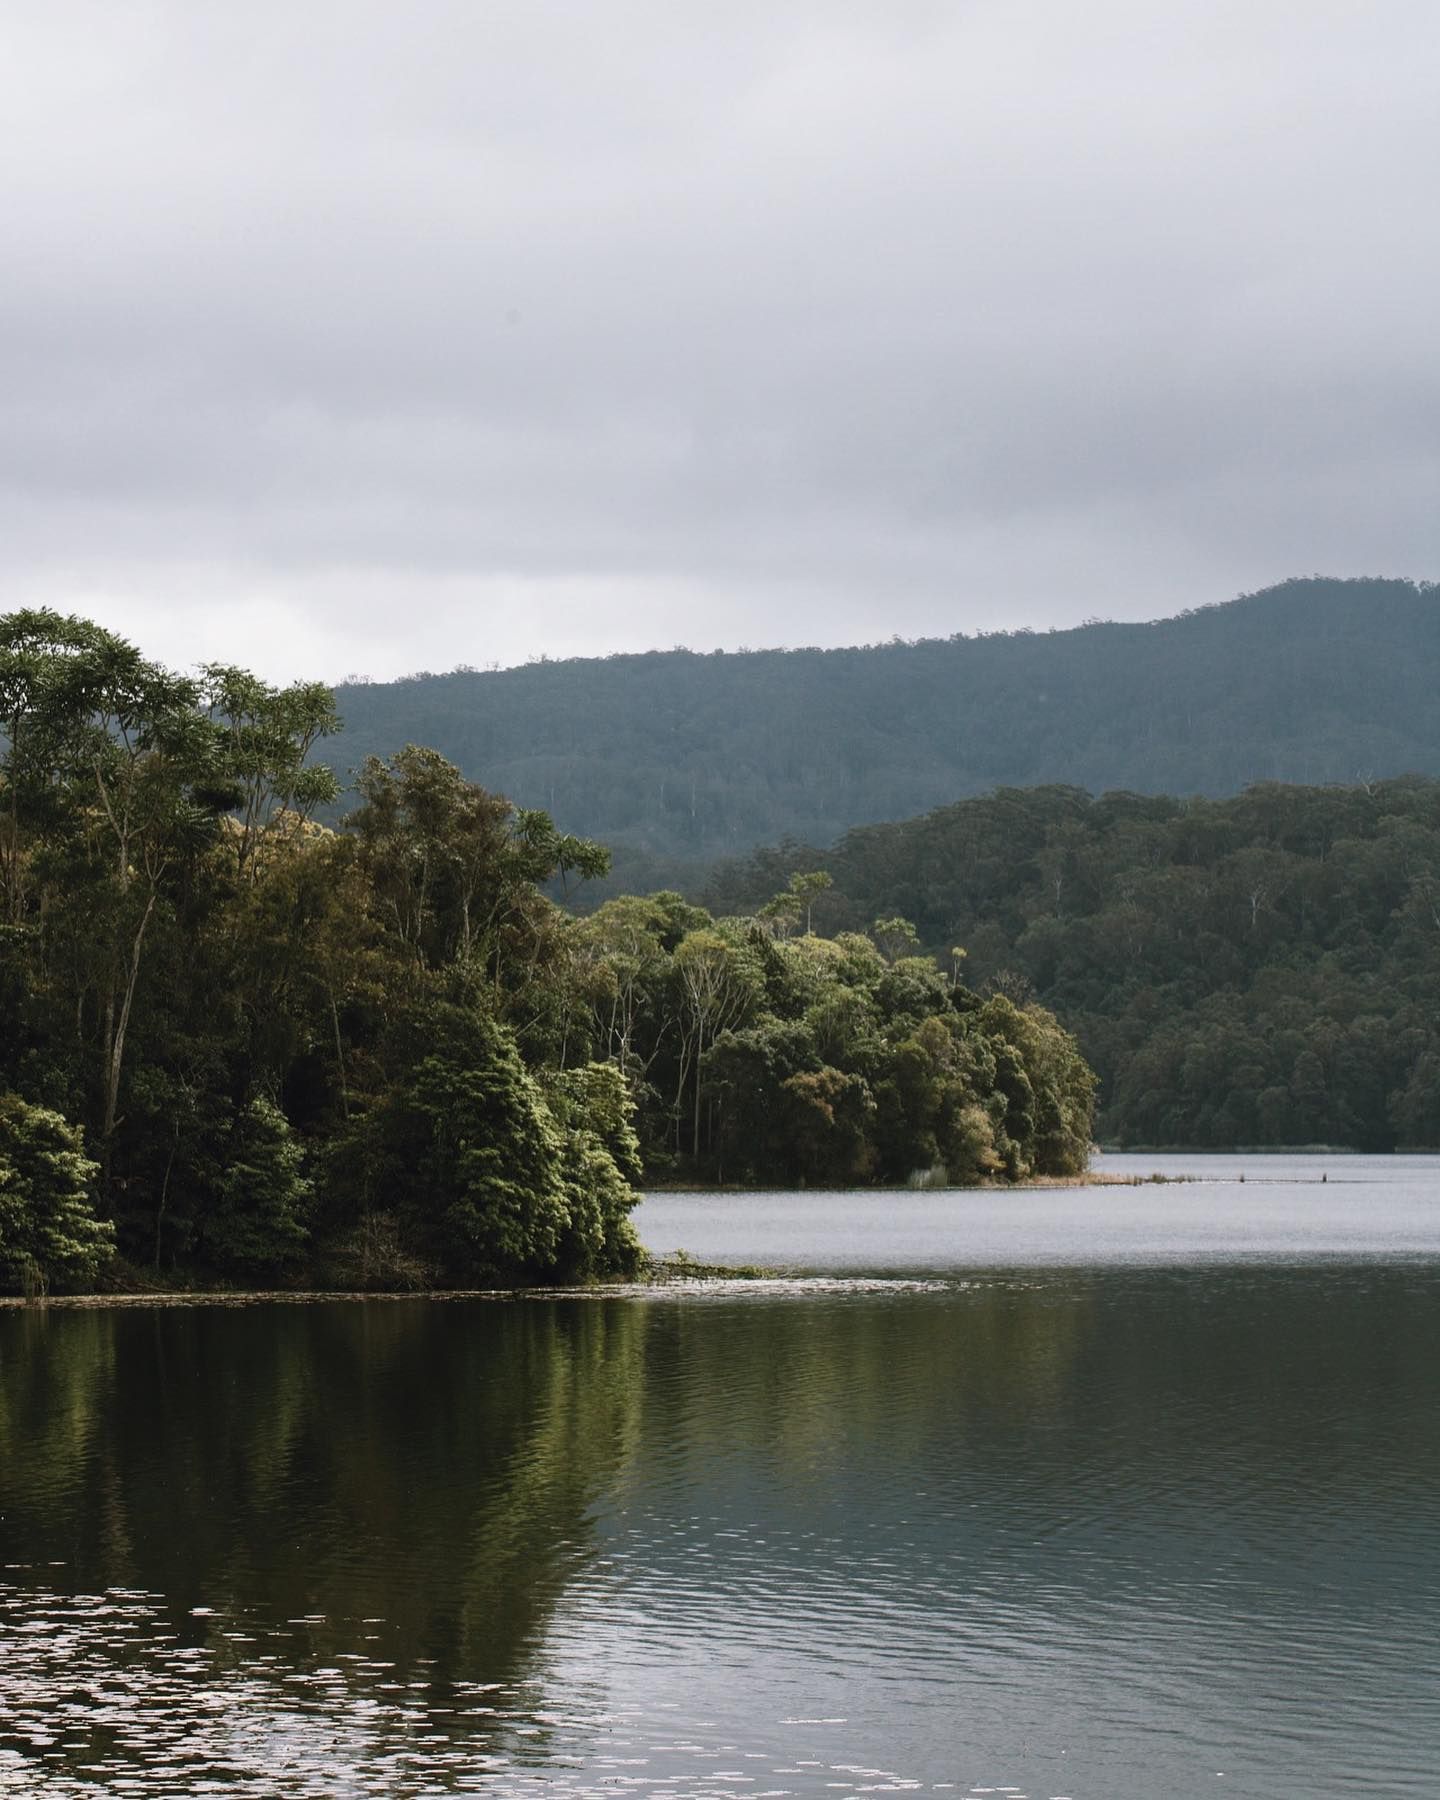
[3,0,1437,678]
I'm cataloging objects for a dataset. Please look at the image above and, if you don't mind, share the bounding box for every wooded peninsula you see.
[0,612,1094,1296]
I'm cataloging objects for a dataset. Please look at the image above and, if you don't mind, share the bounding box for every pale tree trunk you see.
[154,1126,178,1270]
[102,889,157,1158]
[673,1029,696,1156]
[329,988,350,1119]
[692,1022,705,1160]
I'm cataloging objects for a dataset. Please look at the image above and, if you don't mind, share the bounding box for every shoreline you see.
[0,1249,769,1309]
[647,1169,1198,1193]
[5,1157,1406,1307]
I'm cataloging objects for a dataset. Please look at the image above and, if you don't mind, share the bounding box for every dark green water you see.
[3,1167,1440,1797]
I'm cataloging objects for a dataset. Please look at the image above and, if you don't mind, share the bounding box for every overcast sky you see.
[2,0,1436,682]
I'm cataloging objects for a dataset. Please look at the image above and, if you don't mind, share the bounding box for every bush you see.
[201,1097,312,1275]
[0,1094,113,1294]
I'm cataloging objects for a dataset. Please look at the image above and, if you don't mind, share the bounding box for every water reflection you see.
[2,1301,646,1686]
[2,1263,1439,1796]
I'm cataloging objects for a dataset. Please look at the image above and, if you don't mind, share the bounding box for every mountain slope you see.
[327,576,1440,862]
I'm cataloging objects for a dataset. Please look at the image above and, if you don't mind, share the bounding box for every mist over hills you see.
[327,578,1439,873]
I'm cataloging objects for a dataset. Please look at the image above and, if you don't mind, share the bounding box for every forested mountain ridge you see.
[702,778,1440,1151]
[328,577,1439,868]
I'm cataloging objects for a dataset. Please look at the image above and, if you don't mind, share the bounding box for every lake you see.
[2,1154,1438,1798]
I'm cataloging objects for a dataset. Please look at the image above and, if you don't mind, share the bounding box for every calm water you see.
[2,1157,1439,1799]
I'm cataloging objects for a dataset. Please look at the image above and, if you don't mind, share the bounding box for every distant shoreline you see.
[646,1171,1197,1194]
[1096,1144,1420,1156]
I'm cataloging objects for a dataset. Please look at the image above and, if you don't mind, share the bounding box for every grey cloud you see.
[1,0,1436,679]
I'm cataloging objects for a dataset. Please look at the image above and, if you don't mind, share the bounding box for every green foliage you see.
[538,1062,645,1279]
[378,1008,573,1284]
[349,1014,642,1286]
[872,1017,1007,1184]
[545,1060,644,1186]
[589,899,1096,1186]
[710,776,1440,1150]
[780,1067,877,1185]
[201,662,342,868]
[201,1098,311,1275]
[0,614,643,1292]
[0,1094,113,1293]
[0,609,1103,1297]
[704,1020,818,1180]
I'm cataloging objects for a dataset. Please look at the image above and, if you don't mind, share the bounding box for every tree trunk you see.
[330,989,350,1118]
[102,889,158,1162]
[692,1023,705,1160]
[154,1131,178,1270]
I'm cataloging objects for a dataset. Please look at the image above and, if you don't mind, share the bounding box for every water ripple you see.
[3,1247,1440,1798]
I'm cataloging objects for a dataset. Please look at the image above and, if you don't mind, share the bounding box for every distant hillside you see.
[327,577,1440,867]
[702,777,1440,1151]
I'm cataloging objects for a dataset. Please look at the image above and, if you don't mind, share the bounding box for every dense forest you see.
[329,577,1440,876]
[0,612,1094,1295]
[704,779,1440,1151]
[571,888,1095,1191]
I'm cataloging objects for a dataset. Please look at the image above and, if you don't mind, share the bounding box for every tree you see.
[347,750,608,982]
[975,996,1095,1175]
[200,1098,311,1275]
[542,1060,643,1277]
[788,870,833,935]
[7,613,885,1290]
[756,891,803,939]
[0,609,112,926]
[201,664,342,873]
[0,605,1118,1292]
[3,622,229,1171]
[703,1019,818,1182]
[872,916,920,962]
[780,1067,876,1184]
[0,1094,112,1294]
[374,1006,574,1284]
[673,929,759,1159]
[578,895,673,1075]
[348,747,516,969]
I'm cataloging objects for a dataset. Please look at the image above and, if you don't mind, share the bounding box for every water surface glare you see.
[2,1155,1438,1798]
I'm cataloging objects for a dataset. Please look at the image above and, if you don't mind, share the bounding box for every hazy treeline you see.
[706,778,1440,1150]
[0,613,1093,1293]
[329,577,1440,873]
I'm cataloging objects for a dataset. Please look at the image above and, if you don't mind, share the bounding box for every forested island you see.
[706,780,1440,1150]
[0,612,1094,1296]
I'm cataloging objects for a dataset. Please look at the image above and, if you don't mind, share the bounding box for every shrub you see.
[0,1094,113,1294]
